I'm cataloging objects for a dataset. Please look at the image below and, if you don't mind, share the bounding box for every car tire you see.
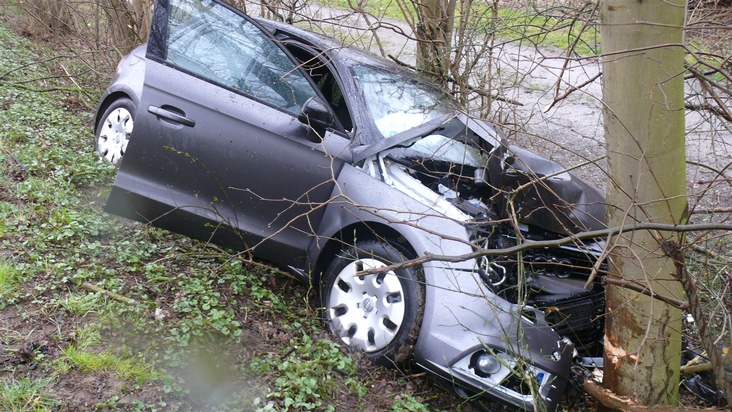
[96,97,135,166]
[321,240,423,366]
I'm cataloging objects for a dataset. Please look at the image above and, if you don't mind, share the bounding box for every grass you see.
[60,347,158,381]
[0,262,23,306]
[0,377,58,412]
[55,292,102,315]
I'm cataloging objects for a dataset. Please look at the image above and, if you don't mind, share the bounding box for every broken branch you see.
[82,282,137,305]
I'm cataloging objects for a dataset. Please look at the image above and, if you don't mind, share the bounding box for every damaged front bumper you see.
[418,331,574,411]
[412,262,575,411]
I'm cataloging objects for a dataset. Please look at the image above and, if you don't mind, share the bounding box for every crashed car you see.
[94,0,607,409]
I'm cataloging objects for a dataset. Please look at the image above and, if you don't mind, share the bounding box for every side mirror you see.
[298,97,334,141]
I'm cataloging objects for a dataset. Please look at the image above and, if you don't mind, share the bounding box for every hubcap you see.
[97,106,133,166]
[328,258,406,352]
[362,296,375,313]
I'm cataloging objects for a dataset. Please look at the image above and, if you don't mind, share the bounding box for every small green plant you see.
[0,377,58,412]
[253,332,367,411]
[0,262,23,308]
[391,393,431,412]
[0,200,20,237]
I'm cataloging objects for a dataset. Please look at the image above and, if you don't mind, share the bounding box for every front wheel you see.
[321,240,423,365]
[96,97,135,166]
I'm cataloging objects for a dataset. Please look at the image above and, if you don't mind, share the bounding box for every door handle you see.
[148,105,196,127]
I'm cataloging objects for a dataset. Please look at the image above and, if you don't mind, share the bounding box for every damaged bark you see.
[583,378,726,411]
[600,0,687,405]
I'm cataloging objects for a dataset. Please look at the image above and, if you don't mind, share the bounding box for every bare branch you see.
[356,222,732,276]
[604,277,689,310]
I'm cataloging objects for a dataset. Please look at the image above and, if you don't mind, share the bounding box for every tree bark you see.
[100,0,152,53]
[22,0,73,36]
[600,0,688,405]
[414,0,457,79]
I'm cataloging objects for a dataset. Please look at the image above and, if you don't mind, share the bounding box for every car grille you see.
[537,291,605,355]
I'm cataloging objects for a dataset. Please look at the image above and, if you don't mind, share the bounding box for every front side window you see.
[164,0,316,114]
[352,64,454,138]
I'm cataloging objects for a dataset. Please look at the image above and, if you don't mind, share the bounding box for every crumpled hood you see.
[490,145,607,234]
[352,114,503,162]
[358,114,606,236]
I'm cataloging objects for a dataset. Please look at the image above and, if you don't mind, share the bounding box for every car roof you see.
[254,17,404,71]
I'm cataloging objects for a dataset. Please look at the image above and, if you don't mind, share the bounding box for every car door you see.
[106,0,348,267]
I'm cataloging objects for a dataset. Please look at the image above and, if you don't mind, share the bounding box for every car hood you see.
[358,114,606,235]
[495,145,607,234]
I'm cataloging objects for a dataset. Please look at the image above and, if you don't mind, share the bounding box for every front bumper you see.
[414,262,574,411]
[418,338,573,411]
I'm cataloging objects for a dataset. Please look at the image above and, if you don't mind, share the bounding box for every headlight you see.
[451,348,557,405]
[471,351,502,377]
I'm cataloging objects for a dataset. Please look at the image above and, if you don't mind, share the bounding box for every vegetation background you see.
[1,0,731,410]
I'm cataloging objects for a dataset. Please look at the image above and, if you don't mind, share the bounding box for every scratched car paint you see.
[94,0,607,409]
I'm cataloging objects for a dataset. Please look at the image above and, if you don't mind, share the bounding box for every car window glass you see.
[165,0,316,115]
[286,45,353,132]
[403,135,489,167]
[352,64,453,138]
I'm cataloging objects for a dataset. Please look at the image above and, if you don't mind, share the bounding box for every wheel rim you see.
[98,107,133,165]
[327,258,406,352]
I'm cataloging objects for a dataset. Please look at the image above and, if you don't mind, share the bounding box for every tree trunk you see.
[414,0,457,80]
[22,0,74,36]
[100,0,152,53]
[131,0,152,44]
[600,0,688,406]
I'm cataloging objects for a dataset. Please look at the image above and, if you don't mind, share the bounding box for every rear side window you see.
[164,0,316,115]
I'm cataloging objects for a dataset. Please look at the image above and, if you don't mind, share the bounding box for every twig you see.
[685,102,732,123]
[82,282,137,305]
[603,277,689,310]
[0,55,71,80]
[2,148,28,177]
[686,65,732,123]
[681,361,715,375]
[690,207,732,215]
[544,1,601,113]
[387,54,524,106]
[543,71,602,113]
[0,81,95,100]
[664,240,732,406]
[355,222,732,276]
[691,243,732,264]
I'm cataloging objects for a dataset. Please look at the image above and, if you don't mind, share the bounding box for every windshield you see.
[352,64,454,138]
[407,134,490,168]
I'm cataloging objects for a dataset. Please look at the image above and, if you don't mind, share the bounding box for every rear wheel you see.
[321,240,423,365]
[96,98,135,166]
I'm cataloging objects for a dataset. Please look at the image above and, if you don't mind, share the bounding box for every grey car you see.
[94,0,607,409]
